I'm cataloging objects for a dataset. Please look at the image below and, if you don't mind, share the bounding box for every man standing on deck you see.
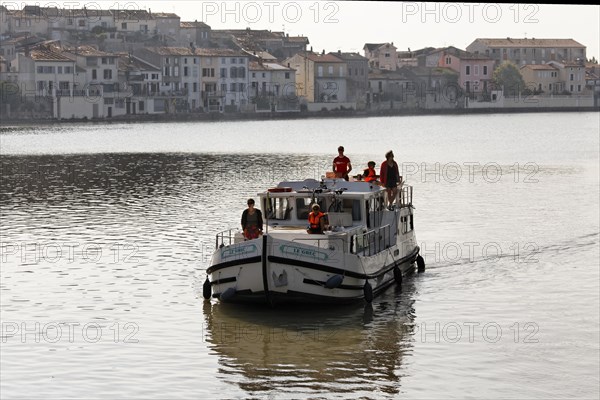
[333,146,352,181]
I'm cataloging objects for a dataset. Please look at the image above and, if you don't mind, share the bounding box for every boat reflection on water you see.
[202,284,417,397]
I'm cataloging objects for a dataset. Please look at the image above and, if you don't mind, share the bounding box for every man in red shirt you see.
[332,146,352,181]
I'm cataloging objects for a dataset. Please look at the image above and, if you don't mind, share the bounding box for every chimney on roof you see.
[310,46,313,52]
[338,49,341,55]
[322,49,325,55]
[287,62,290,68]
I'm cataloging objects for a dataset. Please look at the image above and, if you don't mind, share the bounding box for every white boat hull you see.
[207,234,420,305]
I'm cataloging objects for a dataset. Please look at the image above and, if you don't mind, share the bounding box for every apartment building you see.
[467,38,586,67]
[284,51,347,103]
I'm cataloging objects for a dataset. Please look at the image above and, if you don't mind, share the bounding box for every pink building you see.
[425,46,495,96]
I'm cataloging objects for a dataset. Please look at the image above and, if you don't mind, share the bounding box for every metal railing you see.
[215,228,241,248]
[352,224,392,256]
[399,185,413,208]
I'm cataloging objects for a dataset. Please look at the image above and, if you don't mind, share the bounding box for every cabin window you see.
[296,198,313,220]
[351,199,362,221]
[264,197,291,221]
[400,213,415,234]
[365,195,386,228]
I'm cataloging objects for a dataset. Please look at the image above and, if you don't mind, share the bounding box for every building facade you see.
[363,43,397,71]
[467,38,586,67]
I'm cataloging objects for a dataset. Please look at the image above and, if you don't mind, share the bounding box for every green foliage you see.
[492,62,526,97]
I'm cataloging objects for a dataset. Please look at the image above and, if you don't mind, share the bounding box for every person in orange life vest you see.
[307,203,327,234]
[332,146,352,181]
[241,198,263,240]
[363,161,379,182]
[380,151,402,209]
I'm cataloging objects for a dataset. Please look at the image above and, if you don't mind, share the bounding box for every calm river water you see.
[1,113,599,399]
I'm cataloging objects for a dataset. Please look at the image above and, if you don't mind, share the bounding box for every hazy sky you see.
[11,1,600,59]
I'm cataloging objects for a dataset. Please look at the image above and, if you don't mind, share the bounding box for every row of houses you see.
[366,38,588,71]
[364,41,594,96]
[0,5,308,59]
[1,42,303,118]
[0,5,598,119]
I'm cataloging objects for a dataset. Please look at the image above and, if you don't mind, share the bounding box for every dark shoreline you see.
[1,106,598,127]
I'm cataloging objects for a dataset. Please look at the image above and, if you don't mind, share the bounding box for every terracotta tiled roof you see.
[117,53,160,71]
[153,12,179,19]
[329,52,367,61]
[249,61,294,71]
[60,8,113,17]
[193,48,246,57]
[474,38,585,48]
[430,46,493,60]
[243,50,278,61]
[30,48,73,61]
[66,45,116,57]
[181,21,210,29]
[111,9,152,20]
[142,47,246,57]
[286,36,309,43]
[364,43,385,51]
[303,52,343,63]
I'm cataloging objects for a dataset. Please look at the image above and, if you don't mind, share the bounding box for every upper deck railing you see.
[352,224,392,256]
[399,185,413,208]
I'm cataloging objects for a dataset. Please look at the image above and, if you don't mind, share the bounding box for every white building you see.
[218,51,249,111]
[249,60,296,110]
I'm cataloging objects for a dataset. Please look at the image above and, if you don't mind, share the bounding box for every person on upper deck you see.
[241,198,263,240]
[307,204,327,234]
[380,151,402,210]
[333,146,352,181]
[363,161,379,183]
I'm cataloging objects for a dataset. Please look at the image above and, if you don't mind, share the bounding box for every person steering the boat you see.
[241,198,263,240]
[333,146,352,181]
[380,151,402,210]
[363,161,379,183]
[307,204,328,234]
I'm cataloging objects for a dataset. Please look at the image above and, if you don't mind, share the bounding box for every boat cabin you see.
[256,179,414,248]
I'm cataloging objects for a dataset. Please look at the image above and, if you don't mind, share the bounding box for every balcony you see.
[158,89,188,97]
